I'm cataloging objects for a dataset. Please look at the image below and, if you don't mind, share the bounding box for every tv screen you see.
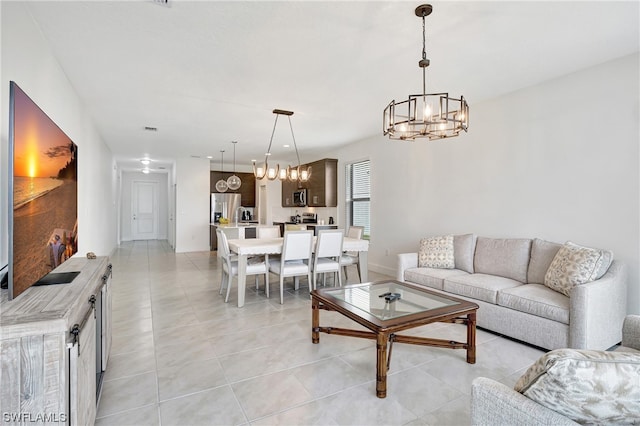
[8,81,78,300]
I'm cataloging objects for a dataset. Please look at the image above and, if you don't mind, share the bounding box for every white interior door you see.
[132,181,158,240]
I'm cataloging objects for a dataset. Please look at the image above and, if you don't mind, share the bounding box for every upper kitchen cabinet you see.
[210,171,256,207]
[280,158,337,207]
[306,158,337,207]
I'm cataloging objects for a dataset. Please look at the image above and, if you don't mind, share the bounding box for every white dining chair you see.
[312,229,344,290]
[217,228,269,302]
[340,226,364,282]
[268,230,314,304]
[256,226,280,238]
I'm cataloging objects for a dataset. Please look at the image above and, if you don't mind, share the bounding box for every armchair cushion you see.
[514,349,640,424]
[544,241,614,296]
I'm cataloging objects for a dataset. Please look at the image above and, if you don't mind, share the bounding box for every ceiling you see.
[22,1,639,174]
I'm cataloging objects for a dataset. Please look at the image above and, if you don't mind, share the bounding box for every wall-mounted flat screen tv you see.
[8,81,79,300]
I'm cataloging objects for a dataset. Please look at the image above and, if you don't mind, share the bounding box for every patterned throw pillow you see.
[418,235,455,269]
[514,349,640,424]
[544,241,608,296]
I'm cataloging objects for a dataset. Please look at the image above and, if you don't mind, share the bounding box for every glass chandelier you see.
[253,109,311,183]
[215,150,228,192]
[226,141,242,190]
[383,4,469,141]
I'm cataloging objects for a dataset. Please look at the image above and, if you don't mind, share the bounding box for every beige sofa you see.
[470,315,640,425]
[396,235,628,350]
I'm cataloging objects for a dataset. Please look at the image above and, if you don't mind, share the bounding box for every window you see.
[345,160,370,238]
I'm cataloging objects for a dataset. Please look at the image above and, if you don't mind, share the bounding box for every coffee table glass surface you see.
[322,281,460,321]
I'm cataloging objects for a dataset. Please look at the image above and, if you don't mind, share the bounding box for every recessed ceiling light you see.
[206,156,213,159]
[142,168,150,174]
[140,159,150,165]
[283,144,290,148]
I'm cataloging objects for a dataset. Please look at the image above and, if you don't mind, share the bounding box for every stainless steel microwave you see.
[293,189,307,206]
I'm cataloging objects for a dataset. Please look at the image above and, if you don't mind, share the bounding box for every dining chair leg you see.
[224,274,233,303]
[312,271,317,292]
[356,263,362,282]
[279,276,285,304]
[219,270,225,295]
[337,269,342,287]
[322,273,326,287]
[264,272,270,298]
[294,276,300,290]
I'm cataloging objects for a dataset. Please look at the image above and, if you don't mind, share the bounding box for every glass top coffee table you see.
[311,280,479,398]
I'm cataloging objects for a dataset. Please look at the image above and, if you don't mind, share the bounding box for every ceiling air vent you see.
[152,0,171,7]
[144,126,158,132]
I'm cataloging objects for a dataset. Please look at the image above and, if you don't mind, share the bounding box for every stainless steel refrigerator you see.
[211,193,242,223]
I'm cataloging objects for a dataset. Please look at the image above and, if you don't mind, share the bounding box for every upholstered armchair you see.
[471,315,640,425]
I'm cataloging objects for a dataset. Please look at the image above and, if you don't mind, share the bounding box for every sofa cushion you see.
[404,268,469,291]
[474,238,532,283]
[544,241,614,297]
[418,235,455,269]
[444,273,522,304]
[497,284,569,324]
[453,233,477,273]
[514,349,640,424]
[527,239,562,284]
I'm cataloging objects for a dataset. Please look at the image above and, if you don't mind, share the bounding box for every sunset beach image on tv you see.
[9,82,78,299]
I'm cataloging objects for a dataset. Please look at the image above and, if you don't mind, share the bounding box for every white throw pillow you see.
[514,349,640,424]
[418,235,454,269]
[544,241,612,296]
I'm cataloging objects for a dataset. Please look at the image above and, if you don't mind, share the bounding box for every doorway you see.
[131,181,158,240]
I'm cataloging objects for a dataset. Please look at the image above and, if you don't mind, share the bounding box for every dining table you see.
[227,236,370,307]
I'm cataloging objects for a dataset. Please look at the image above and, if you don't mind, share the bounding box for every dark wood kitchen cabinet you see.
[280,158,337,207]
[210,171,256,207]
[306,158,337,207]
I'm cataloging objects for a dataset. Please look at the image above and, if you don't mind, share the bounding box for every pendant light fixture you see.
[226,141,242,191]
[215,150,229,192]
[383,4,469,140]
[252,109,311,183]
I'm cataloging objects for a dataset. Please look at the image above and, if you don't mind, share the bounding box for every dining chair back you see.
[347,226,364,239]
[217,228,269,302]
[312,229,344,290]
[268,230,314,304]
[257,226,280,238]
[341,226,365,283]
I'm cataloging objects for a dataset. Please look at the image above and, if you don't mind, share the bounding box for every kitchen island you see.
[210,222,268,250]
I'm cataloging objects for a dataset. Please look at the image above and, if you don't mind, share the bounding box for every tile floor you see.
[95,240,545,426]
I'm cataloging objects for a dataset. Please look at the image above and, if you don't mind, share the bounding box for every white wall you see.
[120,171,169,241]
[332,53,640,314]
[1,2,117,266]
[174,157,209,252]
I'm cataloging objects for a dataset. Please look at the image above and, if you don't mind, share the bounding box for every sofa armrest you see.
[396,252,418,281]
[471,377,579,426]
[622,315,640,350]
[569,261,628,349]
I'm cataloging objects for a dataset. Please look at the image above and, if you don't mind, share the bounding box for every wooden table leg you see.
[376,332,389,398]
[312,297,320,344]
[467,311,476,364]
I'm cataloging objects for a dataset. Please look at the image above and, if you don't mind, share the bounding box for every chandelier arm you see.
[287,116,302,167]
[265,114,280,163]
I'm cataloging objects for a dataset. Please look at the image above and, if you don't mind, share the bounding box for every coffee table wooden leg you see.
[467,311,476,364]
[312,297,320,344]
[376,333,389,398]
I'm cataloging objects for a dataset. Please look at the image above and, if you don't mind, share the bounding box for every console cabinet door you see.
[101,273,112,370]
[69,313,96,426]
